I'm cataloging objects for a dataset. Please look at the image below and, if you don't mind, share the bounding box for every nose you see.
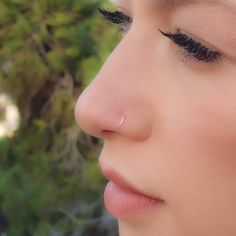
[74,79,126,139]
[75,31,153,141]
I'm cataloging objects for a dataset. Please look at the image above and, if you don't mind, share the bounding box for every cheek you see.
[183,102,236,169]
[165,98,236,197]
[158,94,236,198]
[162,91,236,173]
[158,98,236,233]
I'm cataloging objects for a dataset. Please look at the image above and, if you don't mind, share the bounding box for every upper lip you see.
[99,159,163,201]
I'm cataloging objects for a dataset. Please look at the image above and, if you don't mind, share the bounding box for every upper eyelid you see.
[161,30,214,52]
[162,29,233,60]
[178,31,236,62]
[178,30,218,52]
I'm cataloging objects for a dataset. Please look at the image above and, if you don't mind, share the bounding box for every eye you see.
[98,9,222,64]
[159,29,222,64]
[98,7,132,33]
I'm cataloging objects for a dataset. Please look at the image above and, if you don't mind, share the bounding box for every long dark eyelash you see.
[98,7,132,32]
[159,29,221,63]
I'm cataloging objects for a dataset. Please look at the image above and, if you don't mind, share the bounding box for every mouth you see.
[99,160,164,219]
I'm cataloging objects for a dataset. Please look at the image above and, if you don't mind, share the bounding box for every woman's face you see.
[75,0,236,235]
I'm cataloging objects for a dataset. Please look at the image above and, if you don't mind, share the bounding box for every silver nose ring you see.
[117,115,125,132]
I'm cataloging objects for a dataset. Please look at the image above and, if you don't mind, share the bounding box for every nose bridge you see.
[97,28,145,84]
[75,29,153,140]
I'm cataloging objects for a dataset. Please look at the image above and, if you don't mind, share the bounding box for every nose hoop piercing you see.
[117,115,125,133]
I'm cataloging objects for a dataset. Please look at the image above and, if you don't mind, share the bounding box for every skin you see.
[75,0,236,235]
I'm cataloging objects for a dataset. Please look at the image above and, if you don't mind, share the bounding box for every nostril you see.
[91,136,100,145]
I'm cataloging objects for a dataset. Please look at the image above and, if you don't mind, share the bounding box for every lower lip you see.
[104,181,163,219]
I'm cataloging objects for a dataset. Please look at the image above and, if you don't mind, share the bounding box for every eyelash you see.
[98,7,222,64]
[98,8,132,33]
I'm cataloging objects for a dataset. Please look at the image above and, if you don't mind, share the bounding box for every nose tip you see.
[74,86,124,139]
[75,86,153,142]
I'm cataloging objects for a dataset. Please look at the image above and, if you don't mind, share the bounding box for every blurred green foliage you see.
[0,0,120,235]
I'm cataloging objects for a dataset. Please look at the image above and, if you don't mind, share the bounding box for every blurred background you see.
[0,0,121,235]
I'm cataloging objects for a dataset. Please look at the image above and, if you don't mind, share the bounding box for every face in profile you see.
[75,0,236,235]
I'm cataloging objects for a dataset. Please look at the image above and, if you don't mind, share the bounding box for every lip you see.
[99,160,164,219]
[102,167,143,193]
